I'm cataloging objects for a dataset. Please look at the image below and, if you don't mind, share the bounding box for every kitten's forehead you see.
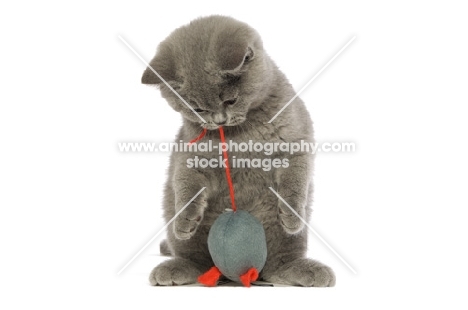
[170,16,260,74]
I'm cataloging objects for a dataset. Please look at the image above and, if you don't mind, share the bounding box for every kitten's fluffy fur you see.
[143,15,335,286]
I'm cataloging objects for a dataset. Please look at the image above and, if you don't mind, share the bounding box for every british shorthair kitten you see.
[142,15,335,287]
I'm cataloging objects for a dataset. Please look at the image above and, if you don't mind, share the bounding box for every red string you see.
[188,126,236,212]
[218,126,237,212]
[188,128,207,145]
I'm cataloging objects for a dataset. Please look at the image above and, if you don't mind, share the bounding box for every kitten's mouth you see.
[203,120,245,130]
[202,116,246,130]
[204,123,228,130]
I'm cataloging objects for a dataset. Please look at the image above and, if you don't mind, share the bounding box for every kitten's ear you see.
[218,43,246,71]
[243,47,254,63]
[141,45,175,85]
[216,30,256,71]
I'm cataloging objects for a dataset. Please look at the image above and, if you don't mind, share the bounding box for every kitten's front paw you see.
[267,258,336,287]
[149,258,202,286]
[173,201,206,240]
[278,201,305,234]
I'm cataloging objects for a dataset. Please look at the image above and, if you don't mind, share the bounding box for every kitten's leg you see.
[159,239,172,256]
[265,258,336,287]
[172,167,209,240]
[149,258,207,286]
[276,154,311,234]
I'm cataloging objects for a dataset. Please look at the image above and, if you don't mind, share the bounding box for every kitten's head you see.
[142,15,272,130]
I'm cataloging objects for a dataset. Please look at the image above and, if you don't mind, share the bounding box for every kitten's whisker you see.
[247,120,267,141]
[237,122,243,141]
[240,122,249,141]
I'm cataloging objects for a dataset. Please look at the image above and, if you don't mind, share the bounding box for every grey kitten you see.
[143,15,335,287]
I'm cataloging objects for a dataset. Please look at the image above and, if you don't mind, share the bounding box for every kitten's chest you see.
[207,129,282,193]
[191,125,284,213]
[208,150,278,214]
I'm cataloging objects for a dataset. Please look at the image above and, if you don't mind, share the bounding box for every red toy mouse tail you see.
[198,266,222,287]
[239,267,259,287]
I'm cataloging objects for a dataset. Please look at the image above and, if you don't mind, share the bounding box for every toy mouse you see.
[191,126,268,287]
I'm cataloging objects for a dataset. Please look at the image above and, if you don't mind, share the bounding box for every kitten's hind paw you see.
[266,258,336,287]
[149,258,203,286]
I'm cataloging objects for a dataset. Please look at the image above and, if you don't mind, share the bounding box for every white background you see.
[1,0,467,309]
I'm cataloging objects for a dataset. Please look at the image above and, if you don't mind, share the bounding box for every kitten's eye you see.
[189,100,205,112]
[223,98,237,106]
[244,55,251,62]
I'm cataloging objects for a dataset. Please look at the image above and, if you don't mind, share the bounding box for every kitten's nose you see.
[213,113,227,125]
